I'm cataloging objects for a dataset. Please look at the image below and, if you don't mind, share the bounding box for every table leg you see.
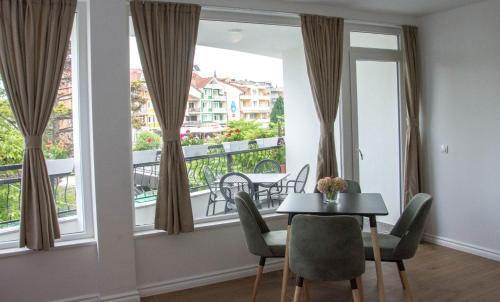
[369,216,385,302]
[281,215,292,302]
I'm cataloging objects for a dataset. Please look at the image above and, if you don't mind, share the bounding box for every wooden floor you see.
[142,243,500,302]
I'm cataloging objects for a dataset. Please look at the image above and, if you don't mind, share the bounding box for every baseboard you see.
[52,294,100,302]
[423,233,500,261]
[99,291,141,302]
[138,258,284,297]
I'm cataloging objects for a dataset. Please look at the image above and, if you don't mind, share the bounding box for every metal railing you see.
[133,139,285,202]
[0,163,76,229]
[0,139,286,227]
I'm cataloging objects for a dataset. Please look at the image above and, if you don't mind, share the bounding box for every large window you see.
[0,8,91,248]
[130,19,301,227]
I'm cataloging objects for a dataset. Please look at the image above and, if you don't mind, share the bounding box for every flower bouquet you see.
[317,176,347,204]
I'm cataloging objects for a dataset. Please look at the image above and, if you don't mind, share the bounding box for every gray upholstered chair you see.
[235,192,287,302]
[363,193,432,300]
[290,215,365,302]
[345,180,364,228]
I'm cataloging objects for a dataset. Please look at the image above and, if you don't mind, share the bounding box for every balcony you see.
[240,106,271,113]
[0,139,286,233]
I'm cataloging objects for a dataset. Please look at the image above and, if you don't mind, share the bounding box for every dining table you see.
[244,173,289,200]
[276,192,389,302]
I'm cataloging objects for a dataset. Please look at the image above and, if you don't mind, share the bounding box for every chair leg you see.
[397,261,414,302]
[293,276,304,302]
[356,275,364,302]
[252,257,266,302]
[350,279,361,302]
[303,280,311,302]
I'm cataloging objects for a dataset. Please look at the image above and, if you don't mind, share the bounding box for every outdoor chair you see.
[220,172,255,213]
[202,165,226,216]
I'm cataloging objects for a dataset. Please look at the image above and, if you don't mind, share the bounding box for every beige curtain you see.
[131,1,199,233]
[301,15,344,180]
[0,0,76,250]
[402,25,421,205]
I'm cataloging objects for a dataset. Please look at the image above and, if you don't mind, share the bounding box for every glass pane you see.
[350,32,398,50]
[0,28,82,243]
[130,19,300,225]
[356,60,401,225]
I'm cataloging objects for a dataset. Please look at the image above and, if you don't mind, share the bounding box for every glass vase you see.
[325,191,339,204]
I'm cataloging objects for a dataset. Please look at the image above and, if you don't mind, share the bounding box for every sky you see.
[130,38,284,87]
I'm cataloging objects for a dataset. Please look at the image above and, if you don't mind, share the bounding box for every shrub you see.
[134,131,161,151]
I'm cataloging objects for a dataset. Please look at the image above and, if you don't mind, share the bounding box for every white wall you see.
[0,1,418,301]
[419,0,500,260]
[283,47,319,192]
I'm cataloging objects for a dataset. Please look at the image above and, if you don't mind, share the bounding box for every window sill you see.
[134,212,287,240]
[0,238,96,259]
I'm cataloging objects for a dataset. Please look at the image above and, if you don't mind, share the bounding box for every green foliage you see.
[0,87,24,166]
[134,131,161,151]
[181,132,204,146]
[43,140,71,159]
[130,80,149,130]
[270,96,284,123]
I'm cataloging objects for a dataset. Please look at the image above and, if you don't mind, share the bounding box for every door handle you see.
[357,148,364,160]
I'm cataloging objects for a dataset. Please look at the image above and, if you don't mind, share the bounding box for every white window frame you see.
[0,2,94,250]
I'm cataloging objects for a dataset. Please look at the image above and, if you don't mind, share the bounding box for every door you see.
[349,47,404,225]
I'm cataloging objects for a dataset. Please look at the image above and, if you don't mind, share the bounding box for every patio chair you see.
[253,159,283,207]
[202,165,226,216]
[220,172,255,213]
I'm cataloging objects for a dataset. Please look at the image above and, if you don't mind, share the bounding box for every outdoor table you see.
[276,193,389,302]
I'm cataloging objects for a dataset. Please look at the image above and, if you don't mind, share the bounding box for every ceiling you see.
[197,20,302,58]
[283,0,485,16]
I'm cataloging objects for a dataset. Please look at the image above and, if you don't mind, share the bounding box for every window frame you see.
[131,9,301,232]
[0,2,94,250]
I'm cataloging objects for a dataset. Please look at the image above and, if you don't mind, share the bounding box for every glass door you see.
[347,32,404,225]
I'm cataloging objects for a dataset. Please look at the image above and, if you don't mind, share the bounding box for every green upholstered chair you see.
[363,193,432,300]
[235,192,287,302]
[345,180,364,228]
[289,215,365,302]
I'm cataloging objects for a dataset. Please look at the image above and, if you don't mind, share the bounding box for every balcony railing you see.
[0,160,76,229]
[0,139,285,228]
[133,139,285,204]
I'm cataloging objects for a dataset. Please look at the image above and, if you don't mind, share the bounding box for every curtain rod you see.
[124,1,403,29]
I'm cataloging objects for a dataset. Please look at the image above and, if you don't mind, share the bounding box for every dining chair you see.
[235,192,287,302]
[220,172,255,213]
[202,165,226,216]
[290,215,365,302]
[345,180,364,228]
[362,193,432,301]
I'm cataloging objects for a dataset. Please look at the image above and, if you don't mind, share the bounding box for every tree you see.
[0,83,24,166]
[134,131,161,151]
[131,80,149,130]
[270,96,284,123]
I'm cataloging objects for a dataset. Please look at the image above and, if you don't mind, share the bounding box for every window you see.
[130,18,297,228]
[0,7,91,248]
[350,32,399,50]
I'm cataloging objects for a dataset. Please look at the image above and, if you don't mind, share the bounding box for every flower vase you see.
[325,191,339,204]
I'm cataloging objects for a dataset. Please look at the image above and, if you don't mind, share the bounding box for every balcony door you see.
[343,27,405,225]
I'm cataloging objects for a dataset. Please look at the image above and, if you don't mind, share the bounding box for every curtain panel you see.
[300,15,344,181]
[130,1,200,233]
[0,0,77,250]
[402,25,422,205]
